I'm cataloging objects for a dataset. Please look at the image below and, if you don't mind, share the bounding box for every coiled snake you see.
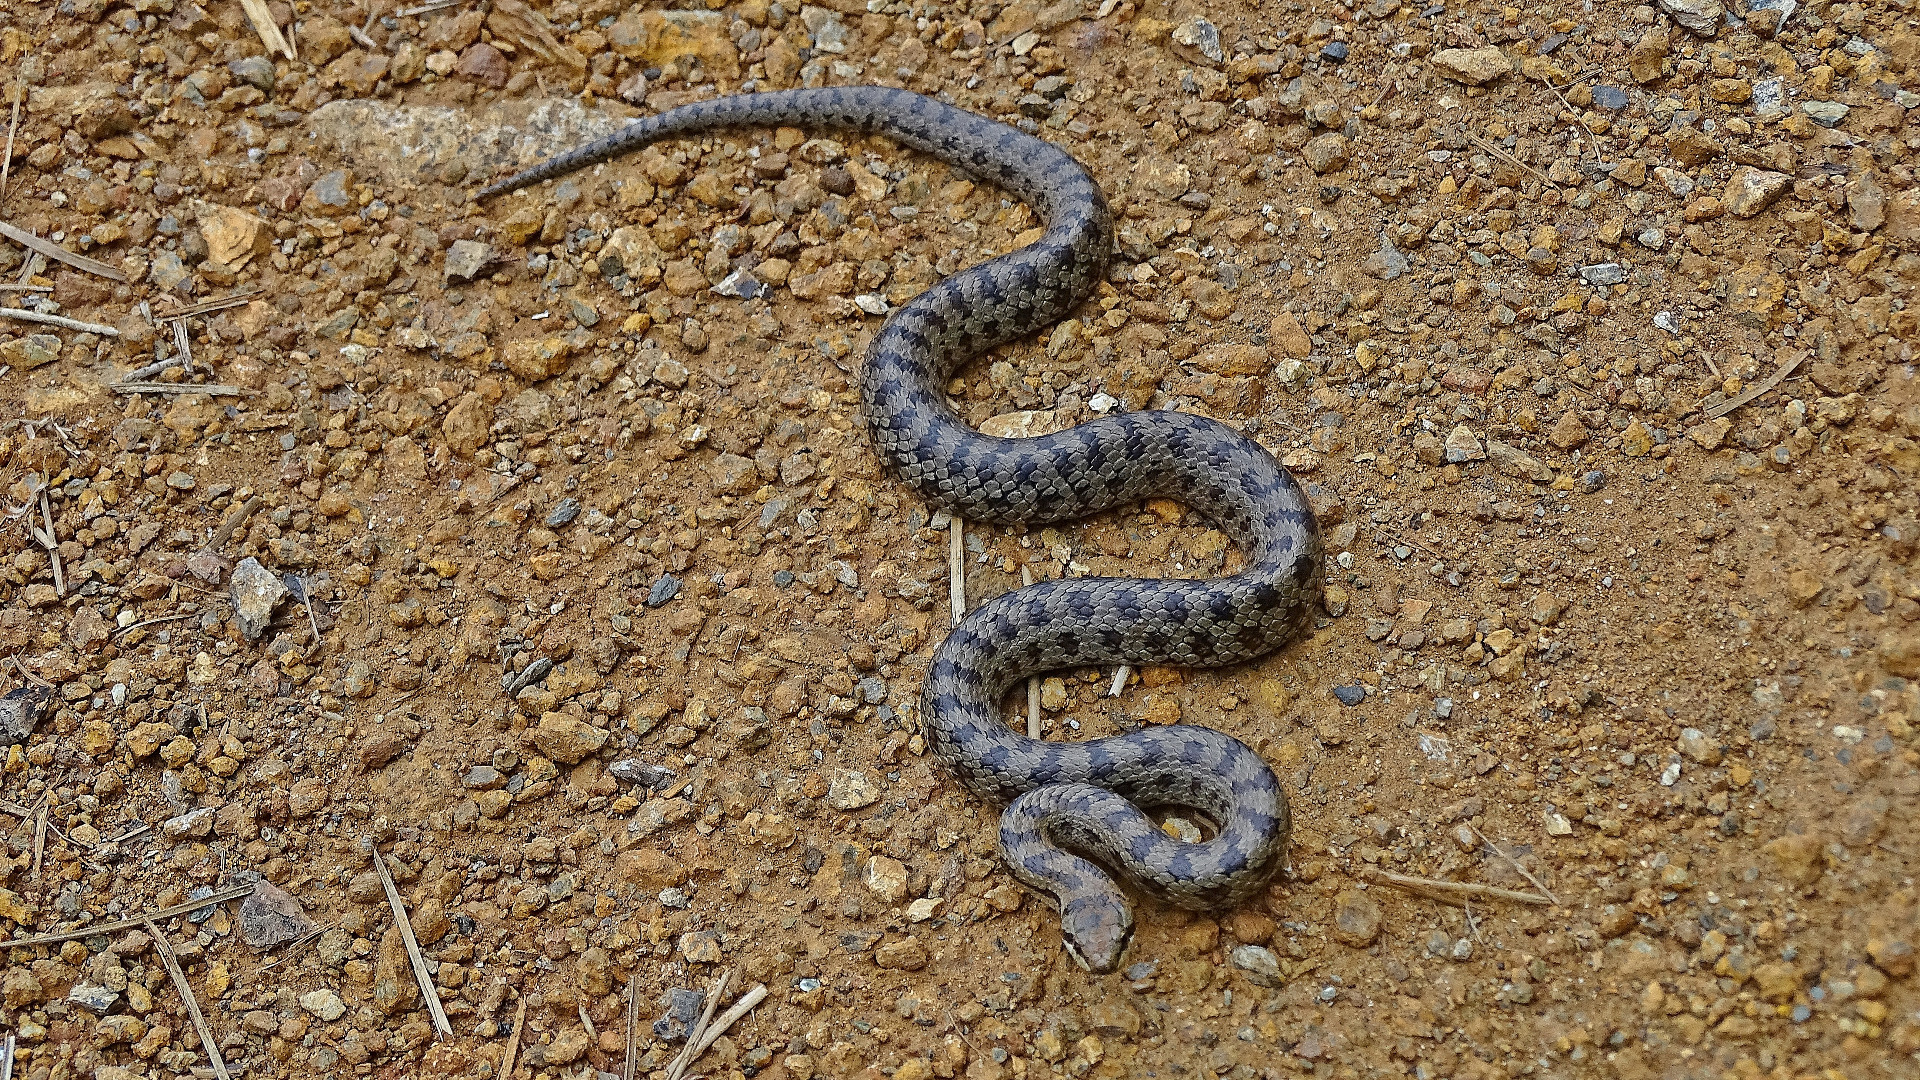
[481,86,1323,972]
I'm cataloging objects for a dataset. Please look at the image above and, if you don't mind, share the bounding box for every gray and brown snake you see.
[480,86,1323,973]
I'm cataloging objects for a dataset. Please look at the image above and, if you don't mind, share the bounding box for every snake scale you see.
[481,86,1324,973]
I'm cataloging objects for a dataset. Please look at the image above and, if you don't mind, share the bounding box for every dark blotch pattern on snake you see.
[481,86,1324,973]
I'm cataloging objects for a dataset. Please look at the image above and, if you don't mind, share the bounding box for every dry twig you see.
[0,308,118,335]
[623,974,639,1080]
[399,0,471,15]
[158,289,262,321]
[123,355,186,381]
[1,75,19,207]
[498,997,528,1080]
[1366,869,1552,908]
[145,918,231,1080]
[666,968,732,1080]
[370,845,453,1038]
[30,802,45,880]
[173,318,194,375]
[1700,348,1807,421]
[1108,665,1129,698]
[110,382,251,396]
[948,517,965,626]
[2,882,255,949]
[0,221,126,280]
[208,496,262,551]
[114,613,197,637]
[1465,132,1552,187]
[238,0,295,59]
[256,922,334,971]
[683,984,768,1072]
[1470,824,1560,905]
[28,488,60,595]
[0,284,49,293]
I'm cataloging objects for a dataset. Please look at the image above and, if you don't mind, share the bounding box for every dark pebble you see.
[1581,470,1607,493]
[653,987,705,1042]
[1591,85,1629,111]
[772,569,795,588]
[609,759,678,789]
[820,166,854,197]
[186,887,223,923]
[545,498,581,528]
[1333,684,1367,706]
[1321,41,1349,62]
[646,574,681,607]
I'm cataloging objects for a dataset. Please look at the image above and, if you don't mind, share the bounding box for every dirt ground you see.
[0,0,1918,1077]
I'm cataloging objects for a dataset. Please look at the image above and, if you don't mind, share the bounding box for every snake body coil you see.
[482,86,1323,973]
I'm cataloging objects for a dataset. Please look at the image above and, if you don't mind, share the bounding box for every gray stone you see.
[1723,167,1791,218]
[309,169,351,208]
[545,498,581,528]
[1849,172,1886,232]
[1677,726,1722,764]
[1751,77,1786,115]
[147,251,191,291]
[0,686,51,745]
[1801,100,1848,128]
[645,574,681,607]
[1591,84,1629,111]
[712,269,766,299]
[228,56,276,91]
[1170,17,1224,62]
[1230,945,1284,987]
[229,557,288,641]
[864,855,909,904]
[1364,234,1410,280]
[68,983,120,1014]
[1444,424,1485,463]
[463,765,506,789]
[1579,262,1628,286]
[827,770,882,810]
[161,807,216,840]
[609,759,677,788]
[653,987,705,1042]
[1487,439,1554,483]
[300,988,347,1022]
[445,239,498,282]
[0,334,61,370]
[240,880,318,948]
[1657,0,1724,35]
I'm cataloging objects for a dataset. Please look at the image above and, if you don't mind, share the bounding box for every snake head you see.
[1059,893,1134,974]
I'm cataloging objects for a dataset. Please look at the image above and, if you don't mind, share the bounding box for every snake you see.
[480,86,1323,973]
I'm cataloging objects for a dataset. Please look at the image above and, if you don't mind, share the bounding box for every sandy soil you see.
[0,0,1917,1078]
